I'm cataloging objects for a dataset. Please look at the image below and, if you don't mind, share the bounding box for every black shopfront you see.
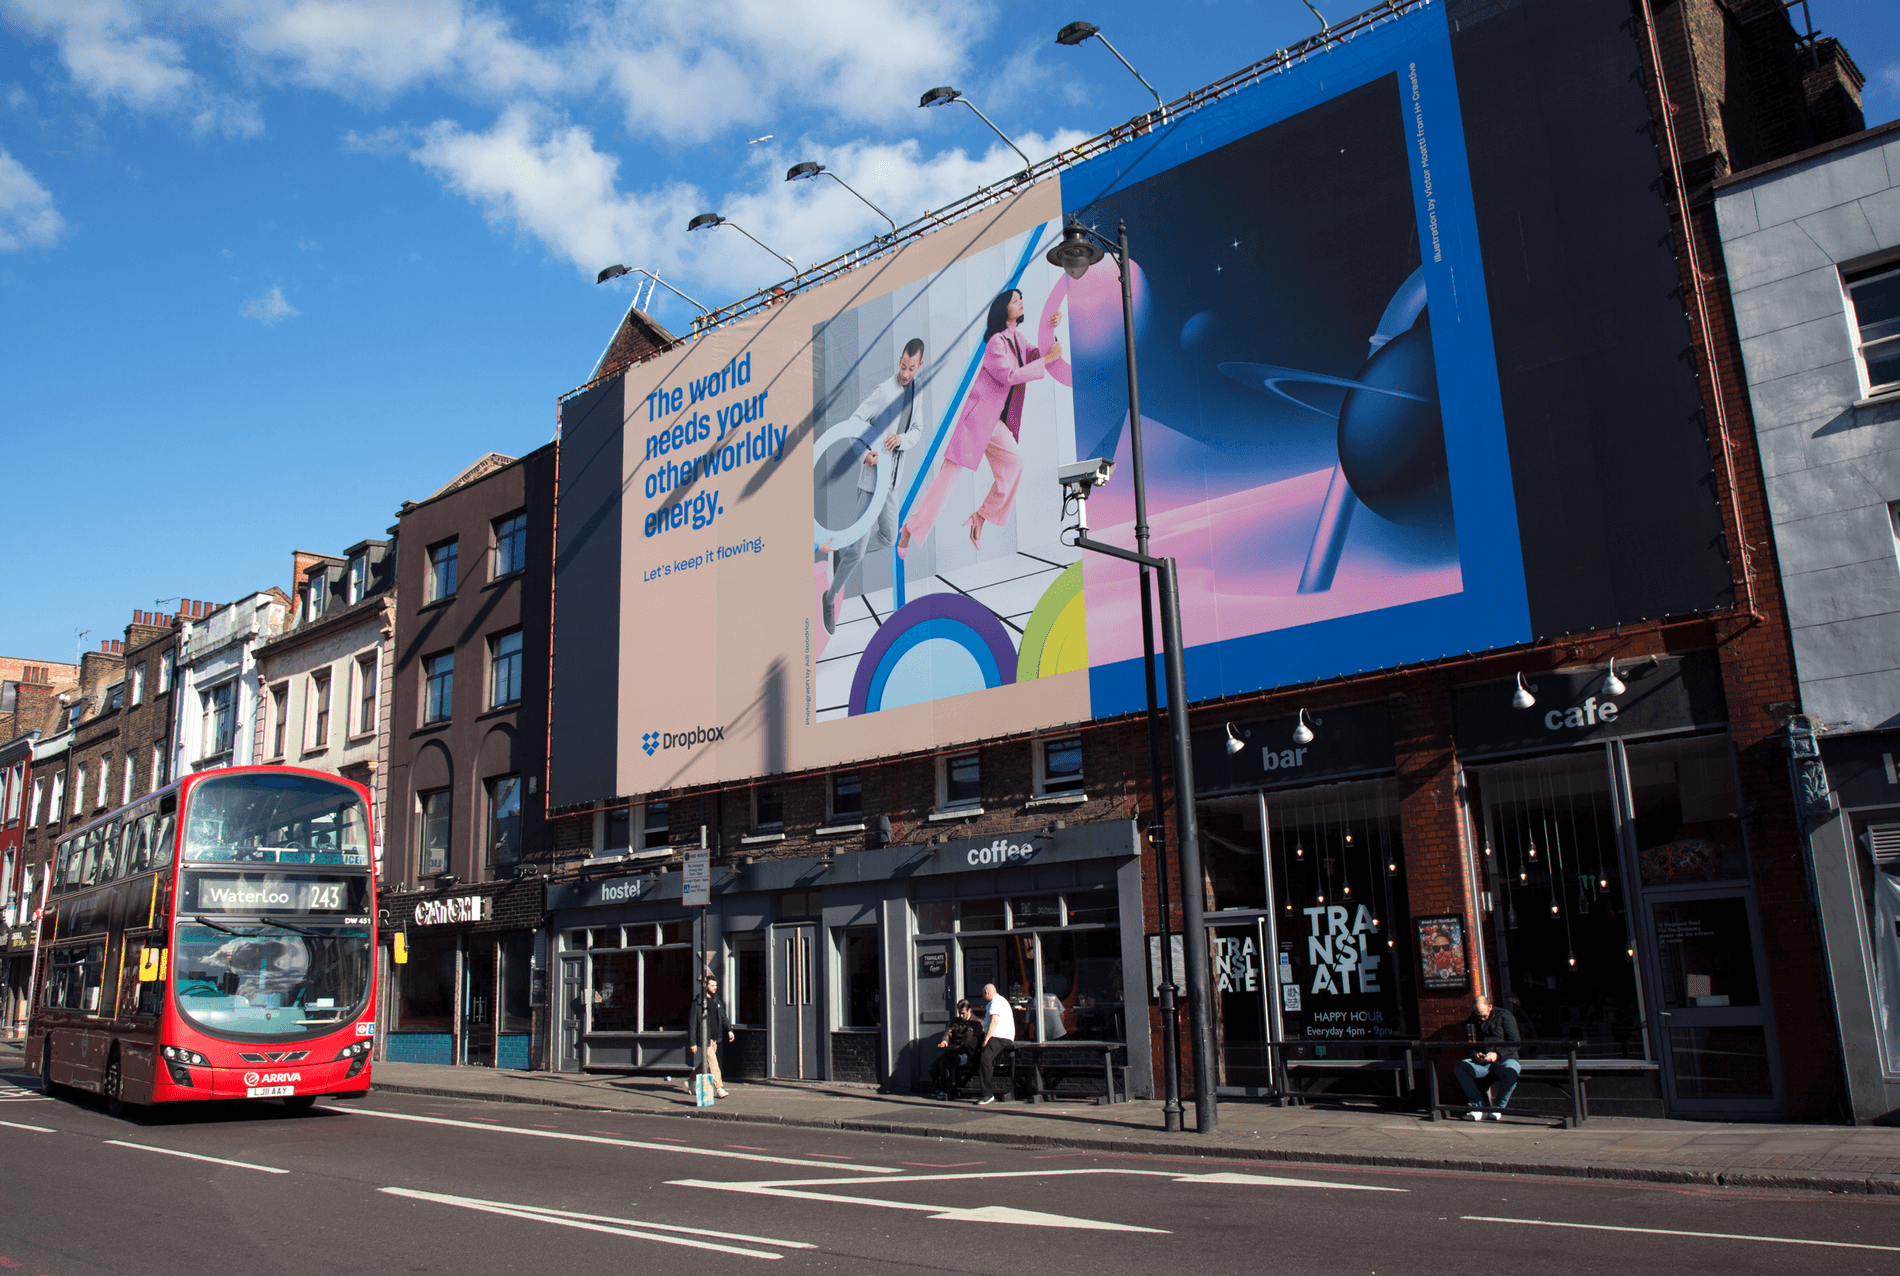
[544,820,1151,1093]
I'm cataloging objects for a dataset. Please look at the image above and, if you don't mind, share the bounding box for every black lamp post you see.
[1047,218,1217,1135]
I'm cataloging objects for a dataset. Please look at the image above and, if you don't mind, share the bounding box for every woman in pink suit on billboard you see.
[899,288,1062,555]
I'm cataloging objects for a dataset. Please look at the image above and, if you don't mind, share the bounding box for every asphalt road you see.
[2,1072,1897,1275]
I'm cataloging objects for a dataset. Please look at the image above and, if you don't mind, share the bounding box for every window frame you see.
[827,772,864,824]
[96,759,109,810]
[426,539,460,604]
[1033,734,1086,798]
[130,664,145,707]
[638,799,670,849]
[752,785,785,834]
[488,628,523,709]
[419,788,452,876]
[73,763,86,817]
[202,679,236,758]
[308,669,332,751]
[422,651,455,725]
[353,653,378,738]
[347,553,369,605]
[936,751,982,812]
[1844,261,1900,400]
[486,773,522,867]
[269,682,289,759]
[492,511,528,580]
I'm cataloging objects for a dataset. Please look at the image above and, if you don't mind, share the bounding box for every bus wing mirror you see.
[138,947,165,982]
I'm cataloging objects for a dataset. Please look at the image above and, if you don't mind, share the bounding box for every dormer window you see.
[348,553,369,604]
[306,578,325,623]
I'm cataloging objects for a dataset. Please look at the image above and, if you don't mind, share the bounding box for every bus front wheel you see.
[38,1040,59,1096]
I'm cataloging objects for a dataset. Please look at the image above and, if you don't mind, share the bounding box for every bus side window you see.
[98,822,122,884]
[153,813,176,869]
[81,943,106,1013]
[131,815,155,874]
[77,830,99,886]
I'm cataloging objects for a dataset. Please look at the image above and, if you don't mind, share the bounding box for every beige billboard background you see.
[616,183,1095,794]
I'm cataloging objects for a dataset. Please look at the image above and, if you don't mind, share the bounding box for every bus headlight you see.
[161,1046,209,1066]
[332,1040,373,1061]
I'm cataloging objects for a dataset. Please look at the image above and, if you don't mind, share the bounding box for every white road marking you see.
[104,1140,288,1174]
[680,1167,1402,1191]
[1462,1216,1900,1253]
[381,1188,790,1259]
[0,1118,55,1132]
[334,1107,900,1173]
[671,1178,1166,1232]
[0,1085,50,1102]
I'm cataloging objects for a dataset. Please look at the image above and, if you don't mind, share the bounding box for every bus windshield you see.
[184,772,369,865]
[172,922,371,1040]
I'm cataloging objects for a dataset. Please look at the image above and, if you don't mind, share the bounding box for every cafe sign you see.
[414,895,492,925]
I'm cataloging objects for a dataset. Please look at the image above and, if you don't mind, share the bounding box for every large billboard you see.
[553,0,1729,802]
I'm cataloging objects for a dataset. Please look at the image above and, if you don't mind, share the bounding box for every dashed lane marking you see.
[104,1140,288,1174]
[0,1119,55,1133]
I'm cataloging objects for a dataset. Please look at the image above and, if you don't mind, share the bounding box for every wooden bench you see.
[1282,1052,1416,1106]
[1420,1040,1660,1128]
[1009,1041,1128,1105]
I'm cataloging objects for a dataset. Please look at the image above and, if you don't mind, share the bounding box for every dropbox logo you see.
[641,724,725,757]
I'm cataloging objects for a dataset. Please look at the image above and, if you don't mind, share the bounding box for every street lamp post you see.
[1048,219,1218,1135]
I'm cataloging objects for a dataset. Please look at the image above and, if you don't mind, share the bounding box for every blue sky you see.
[1,0,1896,667]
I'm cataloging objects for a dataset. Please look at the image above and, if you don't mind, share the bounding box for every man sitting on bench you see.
[930,1000,980,1099]
[1454,991,1520,1121]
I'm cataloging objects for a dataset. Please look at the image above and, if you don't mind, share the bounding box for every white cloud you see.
[0,146,65,251]
[409,105,702,280]
[2,0,263,135]
[240,284,299,323]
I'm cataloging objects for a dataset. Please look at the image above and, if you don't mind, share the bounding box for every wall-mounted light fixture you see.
[1292,709,1317,746]
[1511,673,1536,710]
[1601,657,1626,698]
[1224,723,1245,755]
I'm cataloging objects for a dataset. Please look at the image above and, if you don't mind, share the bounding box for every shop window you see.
[1066,890,1118,926]
[500,933,533,1039]
[734,934,767,1026]
[657,921,690,945]
[584,924,695,1034]
[959,898,1006,931]
[829,773,862,822]
[1266,778,1410,1042]
[396,936,457,1032]
[779,891,819,919]
[1470,755,1639,1056]
[1626,736,1748,885]
[840,927,880,1027]
[914,901,954,934]
[1039,929,1124,1041]
[1036,736,1084,796]
[1865,822,1900,1074]
[591,951,640,1030]
[938,752,981,810]
[643,949,694,1031]
[1009,896,1060,927]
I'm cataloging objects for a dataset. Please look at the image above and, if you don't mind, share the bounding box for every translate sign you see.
[682,848,711,908]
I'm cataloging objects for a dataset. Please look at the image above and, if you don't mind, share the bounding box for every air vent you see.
[1867,824,1900,866]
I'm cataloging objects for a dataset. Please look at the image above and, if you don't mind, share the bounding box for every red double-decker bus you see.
[27,766,377,1115]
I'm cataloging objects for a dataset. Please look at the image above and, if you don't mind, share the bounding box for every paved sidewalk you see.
[8,1039,1898,1195]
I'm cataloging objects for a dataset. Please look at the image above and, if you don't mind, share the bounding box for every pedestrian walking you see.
[975,981,1015,1105]
[688,975,735,1099]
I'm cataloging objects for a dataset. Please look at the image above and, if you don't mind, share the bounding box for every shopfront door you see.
[1207,917,1277,1094]
[559,954,585,1071]
[771,923,819,1079]
[1642,890,1782,1115]
[463,939,495,1067]
[913,940,954,1089]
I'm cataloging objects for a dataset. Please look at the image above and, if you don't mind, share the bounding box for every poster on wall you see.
[550,0,1727,803]
[1417,914,1470,991]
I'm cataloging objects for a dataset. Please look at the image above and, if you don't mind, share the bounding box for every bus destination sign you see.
[188,874,355,914]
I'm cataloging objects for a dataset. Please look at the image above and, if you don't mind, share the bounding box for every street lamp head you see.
[919,85,961,108]
[687,212,725,233]
[1055,20,1099,45]
[786,161,825,182]
[1045,223,1106,280]
[595,263,631,284]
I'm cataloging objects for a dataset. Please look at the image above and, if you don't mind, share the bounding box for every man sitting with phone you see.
[1454,990,1521,1120]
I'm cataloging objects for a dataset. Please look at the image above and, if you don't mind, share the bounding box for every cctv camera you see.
[1057,457,1116,497]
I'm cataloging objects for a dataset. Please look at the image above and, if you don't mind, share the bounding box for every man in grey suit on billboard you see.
[821,337,925,634]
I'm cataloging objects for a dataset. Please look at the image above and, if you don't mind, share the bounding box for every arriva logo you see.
[643,725,725,757]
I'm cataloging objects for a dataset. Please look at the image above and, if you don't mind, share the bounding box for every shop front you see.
[544,820,1150,1094]
[378,878,546,1069]
[1192,702,1415,1096]
[1452,652,1783,1118]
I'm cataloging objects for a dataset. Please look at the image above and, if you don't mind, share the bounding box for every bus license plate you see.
[247,1085,295,1098]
